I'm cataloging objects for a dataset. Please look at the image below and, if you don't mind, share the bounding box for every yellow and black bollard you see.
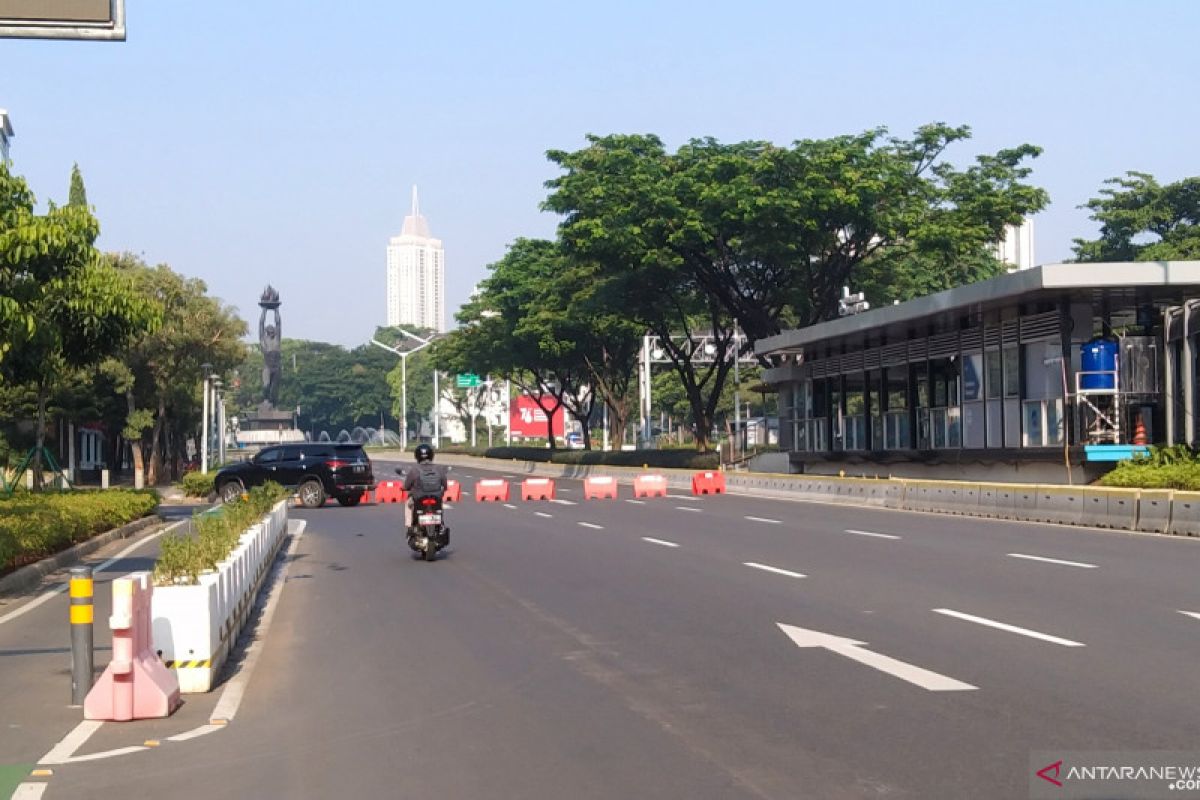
[69,565,94,706]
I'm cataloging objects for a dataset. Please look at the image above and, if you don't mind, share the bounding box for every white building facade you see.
[386,186,446,333]
[992,218,1036,272]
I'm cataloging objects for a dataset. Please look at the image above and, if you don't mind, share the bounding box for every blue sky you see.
[4,1,1197,346]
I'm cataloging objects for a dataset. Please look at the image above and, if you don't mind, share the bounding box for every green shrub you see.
[0,489,159,574]
[153,481,288,586]
[179,470,215,498]
[1099,461,1200,491]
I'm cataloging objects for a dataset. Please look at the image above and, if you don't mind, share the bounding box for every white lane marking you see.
[1007,553,1097,569]
[62,746,148,763]
[624,499,645,505]
[502,474,520,479]
[0,521,182,627]
[745,516,781,525]
[1178,610,1200,622]
[166,723,226,742]
[38,720,103,765]
[667,494,697,500]
[777,623,976,692]
[642,537,680,548]
[844,529,900,540]
[675,506,702,513]
[744,562,805,578]
[12,783,48,799]
[534,512,553,519]
[933,608,1085,647]
[578,522,604,530]
[550,499,577,506]
[503,503,517,509]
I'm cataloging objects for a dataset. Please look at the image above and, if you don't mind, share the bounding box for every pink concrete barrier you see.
[583,476,619,500]
[691,470,726,495]
[633,474,668,498]
[375,480,407,503]
[521,477,556,501]
[85,573,180,721]
[444,479,462,503]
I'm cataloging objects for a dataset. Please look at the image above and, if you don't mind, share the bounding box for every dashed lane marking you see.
[624,499,645,505]
[578,522,604,530]
[550,499,577,506]
[745,516,781,525]
[844,529,900,540]
[667,494,697,500]
[675,506,702,513]
[1007,553,1097,569]
[934,608,1085,647]
[1179,610,1200,622]
[503,503,517,509]
[534,512,553,519]
[744,562,805,578]
[642,537,680,548]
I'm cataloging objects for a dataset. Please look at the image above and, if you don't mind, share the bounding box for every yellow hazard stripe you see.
[70,605,94,624]
[69,578,93,598]
[162,659,213,669]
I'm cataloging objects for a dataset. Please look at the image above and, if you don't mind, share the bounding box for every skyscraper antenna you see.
[412,185,419,218]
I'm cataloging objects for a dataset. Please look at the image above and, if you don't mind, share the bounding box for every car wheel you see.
[299,478,326,508]
[336,495,361,507]
[220,480,244,504]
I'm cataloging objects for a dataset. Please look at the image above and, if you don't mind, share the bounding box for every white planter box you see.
[152,499,289,693]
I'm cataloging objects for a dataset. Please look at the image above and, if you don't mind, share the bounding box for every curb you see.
[0,515,166,597]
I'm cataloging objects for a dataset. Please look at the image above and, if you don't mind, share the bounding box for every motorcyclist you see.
[402,443,447,536]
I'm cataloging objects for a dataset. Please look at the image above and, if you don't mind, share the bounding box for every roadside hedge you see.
[1098,445,1200,491]
[482,447,720,470]
[154,481,288,586]
[179,470,215,498]
[0,489,159,575]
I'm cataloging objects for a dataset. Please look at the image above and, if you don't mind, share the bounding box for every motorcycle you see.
[396,466,449,562]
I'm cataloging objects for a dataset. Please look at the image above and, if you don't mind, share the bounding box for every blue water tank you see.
[1080,338,1118,390]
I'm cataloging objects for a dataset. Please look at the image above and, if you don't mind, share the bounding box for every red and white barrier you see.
[633,474,668,498]
[521,477,556,501]
[85,573,180,721]
[375,480,407,503]
[583,475,618,500]
[444,479,462,503]
[476,479,510,502]
[691,470,726,495]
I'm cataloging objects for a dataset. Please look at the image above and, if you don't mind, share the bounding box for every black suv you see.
[214,443,375,508]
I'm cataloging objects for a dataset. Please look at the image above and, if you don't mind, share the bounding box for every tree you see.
[0,166,158,486]
[68,163,88,209]
[1072,172,1200,262]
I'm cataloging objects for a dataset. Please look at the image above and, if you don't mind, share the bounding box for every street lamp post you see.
[200,363,213,474]
[370,332,435,451]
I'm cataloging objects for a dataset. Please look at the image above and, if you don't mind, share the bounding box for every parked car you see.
[565,432,584,449]
[213,443,374,508]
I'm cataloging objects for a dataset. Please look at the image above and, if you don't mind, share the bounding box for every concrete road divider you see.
[476,479,510,502]
[1035,486,1085,526]
[445,479,462,503]
[1136,489,1173,533]
[633,474,668,498]
[1169,491,1200,536]
[521,477,556,501]
[584,476,619,500]
[85,573,181,721]
[375,481,406,503]
[692,471,726,495]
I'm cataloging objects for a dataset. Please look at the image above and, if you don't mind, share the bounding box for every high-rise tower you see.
[386,186,445,332]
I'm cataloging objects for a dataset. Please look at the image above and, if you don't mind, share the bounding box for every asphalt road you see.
[12,464,1200,799]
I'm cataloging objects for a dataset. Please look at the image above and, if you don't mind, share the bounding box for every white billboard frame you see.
[0,0,125,41]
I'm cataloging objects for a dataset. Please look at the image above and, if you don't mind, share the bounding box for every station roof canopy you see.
[755,261,1200,359]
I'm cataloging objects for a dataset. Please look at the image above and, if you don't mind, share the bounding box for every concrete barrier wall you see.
[429,453,1198,537]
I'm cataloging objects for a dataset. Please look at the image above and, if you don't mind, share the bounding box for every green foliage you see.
[153,481,287,585]
[179,470,215,498]
[1099,446,1200,490]
[481,446,719,470]
[0,489,158,573]
[68,163,88,209]
[1073,172,1200,262]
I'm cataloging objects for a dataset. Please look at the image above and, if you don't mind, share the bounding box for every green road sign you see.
[456,373,481,388]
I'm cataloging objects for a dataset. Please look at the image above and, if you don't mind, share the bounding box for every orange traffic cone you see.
[1132,414,1148,446]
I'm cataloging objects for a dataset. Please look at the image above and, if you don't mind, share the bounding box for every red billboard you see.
[510,394,565,438]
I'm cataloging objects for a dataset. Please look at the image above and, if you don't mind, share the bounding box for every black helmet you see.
[414,443,434,463]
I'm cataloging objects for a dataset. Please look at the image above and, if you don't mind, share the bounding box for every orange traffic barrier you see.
[476,478,510,502]
[85,573,180,721]
[359,489,372,504]
[633,473,668,498]
[444,479,462,503]
[521,477,556,501]
[691,470,726,495]
[583,475,618,500]
[375,481,407,503]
